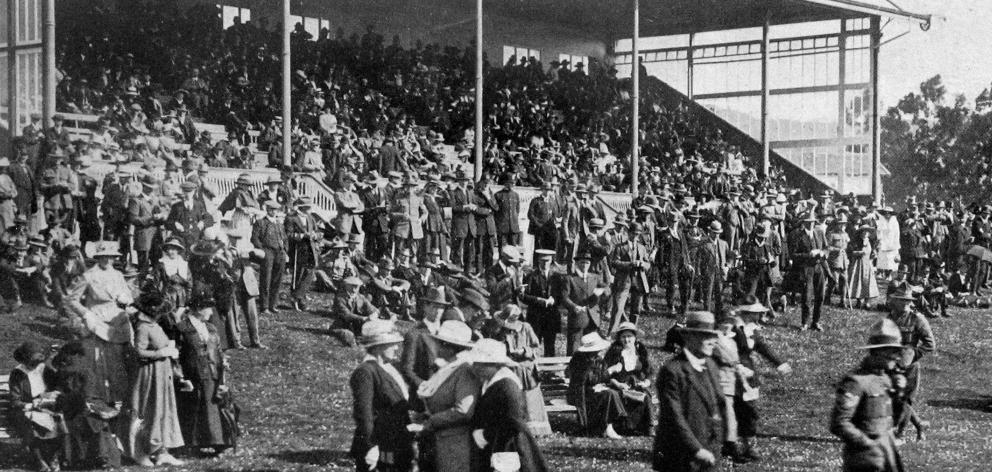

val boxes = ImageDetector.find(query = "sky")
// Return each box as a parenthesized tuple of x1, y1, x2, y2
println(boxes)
(875, 0, 992, 107)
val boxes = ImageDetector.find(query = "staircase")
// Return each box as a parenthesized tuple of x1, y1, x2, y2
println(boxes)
(642, 76, 830, 195)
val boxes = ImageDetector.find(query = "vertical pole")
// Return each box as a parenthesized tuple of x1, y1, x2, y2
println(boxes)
(474, 0, 483, 180)
(630, 0, 639, 196)
(281, 0, 292, 167)
(760, 13, 771, 179)
(8, 0, 18, 147)
(687, 32, 694, 99)
(836, 20, 847, 194)
(870, 16, 881, 203)
(42, 0, 54, 125)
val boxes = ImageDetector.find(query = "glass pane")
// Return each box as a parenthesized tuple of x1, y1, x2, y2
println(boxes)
(0, 0, 7, 47)
(242, 8, 251, 23)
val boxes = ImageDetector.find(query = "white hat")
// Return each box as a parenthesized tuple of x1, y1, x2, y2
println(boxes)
(576, 332, 612, 352)
(91, 241, 121, 258)
(467, 339, 518, 366)
(500, 245, 522, 263)
(431, 320, 475, 348)
(0, 157, 11, 166)
(360, 320, 403, 348)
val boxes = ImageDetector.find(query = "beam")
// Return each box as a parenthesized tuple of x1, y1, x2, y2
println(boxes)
(686, 32, 694, 99)
(870, 15, 881, 203)
(760, 13, 770, 178)
(474, 0, 483, 180)
(282, 0, 292, 168)
(798, 0, 931, 26)
(42, 0, 54, 126)
(630, 0, 639, 196)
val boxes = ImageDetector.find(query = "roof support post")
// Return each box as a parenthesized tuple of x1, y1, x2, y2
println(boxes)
(42, 0, 54, 128)
(760, 12, 771, 179)
(282, 0, 292, 167)
(870, 15, 881, 203)
(474, 0, 483, 180)
(630, 0, 639, 196)
(687, 32, 694, 99)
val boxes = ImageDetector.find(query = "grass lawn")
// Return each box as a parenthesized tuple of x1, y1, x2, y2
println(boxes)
(3, 291, 992, 471)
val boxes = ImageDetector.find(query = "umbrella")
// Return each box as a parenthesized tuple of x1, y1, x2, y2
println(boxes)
(967, 245, 992, 263)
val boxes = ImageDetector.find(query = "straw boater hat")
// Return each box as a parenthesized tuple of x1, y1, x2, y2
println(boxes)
(576, 332, 612, 352)
(467, 339, 518, 366)
(534, 249, 556, 259)
(163, 237, 185, 252)
(615, 321, 641, 337)
(264, 200, 281, 210)
(680, 311, 722, 336)
(236, 173, 252, 186)
(360, 319, 404, 348)
(343, 276, 363, 287)
(859, 318, 904, 349)
(92, 241, 120, 258)
(431, 320, 475, 348)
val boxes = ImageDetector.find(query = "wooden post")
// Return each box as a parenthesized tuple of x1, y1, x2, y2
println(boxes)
(474, 0, 483, 180)
(870, 16, 882, 203)
(630, 0, 639, 196)
(760, 13, 771, 179)
(281, 0, 292, 167)
(42, 0, 54, 126)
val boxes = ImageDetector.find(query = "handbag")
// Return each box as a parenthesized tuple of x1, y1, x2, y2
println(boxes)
(491, 451, 521, 472)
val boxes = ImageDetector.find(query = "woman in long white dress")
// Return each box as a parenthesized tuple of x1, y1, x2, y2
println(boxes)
(875, 207, 900, 280)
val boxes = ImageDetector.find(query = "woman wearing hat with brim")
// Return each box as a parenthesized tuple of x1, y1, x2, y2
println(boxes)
(348, 319, 415, 472)
(156, 237, 191, 319)
(566, 332, 629, 439)
(602, 322, 655, 436)
(468, 339, 550, 472)
(123, 291, 186, 466)
(494, 304, 552, 436)
(413, 320, 481, 472)
(830, 318, 905, 472)
(848, 223, 881, 309)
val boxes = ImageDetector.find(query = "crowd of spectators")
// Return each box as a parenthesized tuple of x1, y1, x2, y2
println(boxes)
(54, 0, 789, 194)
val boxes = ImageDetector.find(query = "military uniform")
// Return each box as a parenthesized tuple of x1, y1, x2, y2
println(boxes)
(829, 360, 904, 472)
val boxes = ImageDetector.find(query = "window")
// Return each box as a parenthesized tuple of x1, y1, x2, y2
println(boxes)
(218, 5, 250, 29)
(502, 46, 540, 66)
(558, 53, 588, 71)
(291, 14, 331, 38)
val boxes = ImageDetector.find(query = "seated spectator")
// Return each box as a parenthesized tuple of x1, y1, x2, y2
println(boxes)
(602, 322, 654, 436)
(566, 332, 629, 438)
(8, 341, 62, 472)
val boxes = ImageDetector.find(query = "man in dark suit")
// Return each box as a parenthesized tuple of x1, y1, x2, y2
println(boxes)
(421, 178, 448, 262)
(8, 153, 35, 218)
(484, 245, 522, 309)
(494, 173, 521, 248)
(251, 201, 288, 315)
(473, 175, 499, 272)
(375, 137, 401, 175)
(699, 221, 730, 315)
(788, 214, 829, 331)
(562, 251, 611, 354)
(527, 181, 557, 262)
(660, 210, 694, 317)
(521, 249, 559, 356)
(609, 222, 651, 334)
(284, 197, 322, 311)
(450, 172, 477, 273)
(360, 173, 391, 261)
(653, 311, 724, 472)
(167, 181, 214, 248)
(400, 287, 447, 394)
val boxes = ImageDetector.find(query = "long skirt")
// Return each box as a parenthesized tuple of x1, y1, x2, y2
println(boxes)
(877, 249, 898, 271)
(177, 376, 232, 448)
(83, 338, 131, 403)
(618, 389, 654, 436)
(582, 389, 628, 435)
(523, 387, 552, 436)
(847, 255, 880, 300)
(123, 358, 184, 459)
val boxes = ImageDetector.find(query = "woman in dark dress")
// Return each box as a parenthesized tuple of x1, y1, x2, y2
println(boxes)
(176, 294, 238, 455)
(349, 319, 414, 472)
(566, 332, 628, 438)
(468, 339, 549, 472)
(603, 322, 655, 435)
(7, 341, 61, 472)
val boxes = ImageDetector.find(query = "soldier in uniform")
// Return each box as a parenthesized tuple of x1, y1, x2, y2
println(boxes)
(390, 175, 427, 256)
(830, 318, 905, 472)
(886, 286, 935, 442)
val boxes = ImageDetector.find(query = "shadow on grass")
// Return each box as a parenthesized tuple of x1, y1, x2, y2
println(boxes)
(928, 396, 992, 413)
(285, 325, 331, 337)
(267, 448, 352, 466)
(758, 433, 839, 444)
(544, 443, 652, 462)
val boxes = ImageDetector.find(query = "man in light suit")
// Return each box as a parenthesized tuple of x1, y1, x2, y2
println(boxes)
(128, 177, 166, 272)
(168, 181, 214, 248)
(788, 213, 829, 331)
(699, 221, 730, 315)
(333, 172, 364, 237)
(449, 171, 477, 273)
(284, 196, 322, 311)
(609, 222, 651, 334)
(493, 173, 521, 248)
(653, 311, 724, 472)
(562, 251, 611, 354)
(390, 176, 427, 257)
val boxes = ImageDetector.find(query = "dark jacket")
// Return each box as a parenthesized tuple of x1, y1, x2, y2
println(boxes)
(830, 359, 904, 472)
(494, 188, 521, 234)
(251, 217, 287, 253)
(348, 360, 414, 465)
(167, 198, 214, 247)
(520, 269, 559, 335)
(527, 195, 556, 236)
(400, 322, 439, 390)
(653, 353, 723, 472)
(732, 326, 784, 389)
(472, 375, 549, 472)
(473, 189, 498, 237)
(450, 186, 477, 238)
(562, 271, 610, 331)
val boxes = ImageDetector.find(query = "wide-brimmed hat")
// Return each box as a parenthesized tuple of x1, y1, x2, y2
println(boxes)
(264, 200, 281, 210)
(360, 319, 404, 348)
(343, 276, 363, 286)
(236, 173, 252, 186)
(708, 220, 723, 233)
(190, 240, 221, 258)
(180, 181, 197, 192)
(163, 238, 185, 252)
(801, 213, 817, 222)
(629, 222, 644, 234)
(613, 214, 629, 227)
(859, 318, 904, 349)
(460, 287, 489, 311)
(680, 311, 721, 336)
(615, 322, 641, 337)
(420, 287, 451, 306)
(576, 332, 612, 352)
(467, 339, 518, 366)
(500, 245, 522, 263)
(589, 218, 605, 228)
(91, 241, 121, 258)
(431, 320, 475, 348)
(134, 291, 174, 319)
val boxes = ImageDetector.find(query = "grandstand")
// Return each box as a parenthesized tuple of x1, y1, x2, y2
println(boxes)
(0, 0, 931, 201)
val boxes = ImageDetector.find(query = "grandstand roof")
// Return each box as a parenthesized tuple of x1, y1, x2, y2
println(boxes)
(475, 0, 931, 38)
